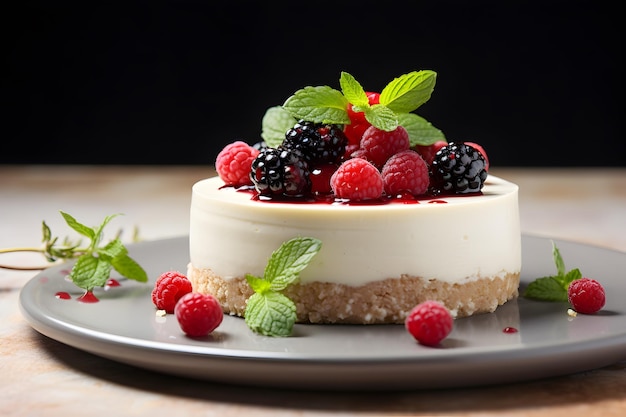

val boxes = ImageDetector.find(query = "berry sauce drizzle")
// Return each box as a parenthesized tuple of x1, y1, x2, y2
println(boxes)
(77, 291, 99, 303)
(232, 186, 482, 205)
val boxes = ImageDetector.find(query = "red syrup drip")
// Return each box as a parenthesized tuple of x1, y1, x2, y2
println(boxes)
(77, 291, 99, 303)
(503, 326, 519, 334)
(234, 186, 478, 206)
(55, 291, 71, 300)
(105, 278, 121, 290)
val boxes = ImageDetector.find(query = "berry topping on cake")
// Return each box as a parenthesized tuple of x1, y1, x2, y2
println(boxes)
(464, 141, 490, 171)
(429, 142, 488, 195)
(405, 300, 454, 346)
(344, 91, 380, 146)
(174, 292, 223, 337)
(214, 70, 497, 202)
(330, 158, 384, 200)
(413, 140, 447, 165)
(250, 147, 311, 197)
(215, 141, 260, 187)
(567, 278, 606, 314)
(358, 125, 411, 169)
(151, 271, 193, 313)
(381, 150, 429, 196)
(282, 120, 348, 166)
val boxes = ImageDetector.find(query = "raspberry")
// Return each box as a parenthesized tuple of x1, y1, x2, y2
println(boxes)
(463, 141, 490, 171)
(359, 125, 410, 168)
(381, 150, 430, 196)
(175, 292, 223, 337)
(567, 278, 606, 314)
(413, 140, 447, 165)
(330, 158, 383, 200)
(405, 300, 453, 347)
(151, 271, 193, 314)
(215, 141, 260, 187)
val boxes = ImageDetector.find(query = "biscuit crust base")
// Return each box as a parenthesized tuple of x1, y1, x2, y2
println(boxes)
(187, 263, 520, 324)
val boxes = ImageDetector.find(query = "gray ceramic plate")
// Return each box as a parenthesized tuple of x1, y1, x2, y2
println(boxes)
(19, 235, 626, 391)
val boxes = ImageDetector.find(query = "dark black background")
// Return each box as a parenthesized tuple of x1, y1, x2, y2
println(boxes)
(3, 0, 623, 167)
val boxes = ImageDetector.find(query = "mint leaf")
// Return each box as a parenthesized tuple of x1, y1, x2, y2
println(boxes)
(398, 113, 447, 146)
(245, 274, 272, 293)
(339, 71, 369, 108)
(264, 237, 322, 291)
(524, 276, 569, 302)
(552, 241, 566, 277)
(110, 253, 148, 283)
(563, 268, 582, 285)
(523, 241, 582, 302)
(282, 86, 350, 124)
(244, 237, 322, 336)
(244, 292, 297, 337)
(60, 211, 97, 241)
(261, 106, 296, 148)
(57, 211, 148, 291)
(364, 104, 398, 132)
(70, 254, 113, 291)
(379, 70, 437, 113)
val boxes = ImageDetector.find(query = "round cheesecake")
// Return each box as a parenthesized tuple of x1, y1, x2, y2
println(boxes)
(188, 175, 521, 324)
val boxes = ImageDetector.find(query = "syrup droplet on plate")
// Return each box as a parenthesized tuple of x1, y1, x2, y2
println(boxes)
(77, 291, 99, 303)
(503, 326, 518, 334)
(55, 291, 71, 300)
(105, 278, 121, 290)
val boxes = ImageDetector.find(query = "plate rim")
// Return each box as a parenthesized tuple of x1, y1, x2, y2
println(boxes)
(18, 234, 626, 390)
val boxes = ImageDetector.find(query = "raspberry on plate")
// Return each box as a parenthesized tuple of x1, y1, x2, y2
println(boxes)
(215, 141, 260, 187)
(381, 150, 430, 196)
(405, 300, 453, 346)
(175, 292, 224, 337)
(330, 158, 384, 200)
(567, 277, 606, 314)
(151, 271, 193, 313)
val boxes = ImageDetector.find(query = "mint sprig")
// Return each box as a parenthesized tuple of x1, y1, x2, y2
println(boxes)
(275, 70, 445, 147)
(523, 241, 582, 301)
(244, 237, 322, 337)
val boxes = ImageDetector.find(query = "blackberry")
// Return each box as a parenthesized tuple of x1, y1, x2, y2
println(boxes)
(429, 142, 488, 195)
(249, 147, 311, 197)
(282, 120, 348, 165)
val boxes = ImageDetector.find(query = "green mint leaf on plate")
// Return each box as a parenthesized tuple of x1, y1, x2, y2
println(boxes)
(523, 276, 569, 302)
(71, 254, 113, 291)
(523, 241, 581, 302)
(379, 70, 437, 113)
(261, 106, 296, 148)
(59, 211, 147, 291)
(244, 237, 322, 337)
(282, 86, 350, 125)
(398, 113, 447, 146)
(244, 292, 297, 337)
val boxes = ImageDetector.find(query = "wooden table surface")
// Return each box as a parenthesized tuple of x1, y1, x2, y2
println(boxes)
(1, 165, 625, 417)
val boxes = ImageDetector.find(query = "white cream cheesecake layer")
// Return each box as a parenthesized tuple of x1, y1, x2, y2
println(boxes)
(189, 175, 521, 286)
